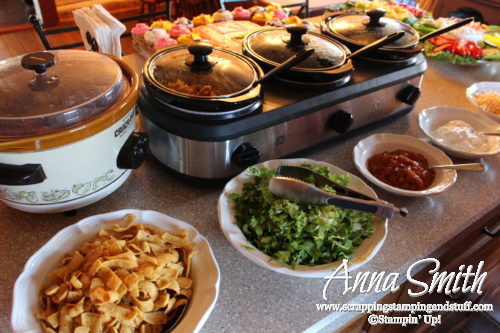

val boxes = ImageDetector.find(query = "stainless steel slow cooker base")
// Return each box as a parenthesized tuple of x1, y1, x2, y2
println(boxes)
(140, 54, 427, 179)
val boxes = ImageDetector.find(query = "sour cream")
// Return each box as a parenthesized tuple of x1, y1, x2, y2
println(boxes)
(432, 120, 499, 152)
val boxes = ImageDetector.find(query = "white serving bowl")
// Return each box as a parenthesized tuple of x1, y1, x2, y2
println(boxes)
(418, 107, 500, 158)
(466, 81, 500, 122)
(353, 133, 457, 197)
(218, 158, 388, 278)
(12, 209, 220, 333)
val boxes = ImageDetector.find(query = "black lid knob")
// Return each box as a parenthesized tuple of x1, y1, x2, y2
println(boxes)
(186, 41, 217, 70)
(366, 8, 387, 27)
(21, 52, 55, 74)
(285, 24, 310, 47)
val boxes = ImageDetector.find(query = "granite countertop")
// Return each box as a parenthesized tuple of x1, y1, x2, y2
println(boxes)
(0, 58, 499, 333)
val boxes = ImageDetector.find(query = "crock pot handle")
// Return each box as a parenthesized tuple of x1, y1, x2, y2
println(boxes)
(0, 163, 46, 186)
(117, 132, 149, 169)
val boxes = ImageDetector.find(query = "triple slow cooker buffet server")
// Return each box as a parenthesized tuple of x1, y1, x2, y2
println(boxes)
(139, 41, 426, 179)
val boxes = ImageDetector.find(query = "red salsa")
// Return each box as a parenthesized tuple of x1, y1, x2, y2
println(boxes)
(367, 150, 435, 191)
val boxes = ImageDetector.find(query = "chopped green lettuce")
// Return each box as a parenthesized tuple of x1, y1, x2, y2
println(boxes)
(230, 166, 374, 269)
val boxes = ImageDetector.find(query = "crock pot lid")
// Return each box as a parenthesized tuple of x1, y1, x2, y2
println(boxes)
(327, 9, 419, 48)
(146, 43, 257, 97)
(0, 50, 126, 137)
(246, 25, 347, 69)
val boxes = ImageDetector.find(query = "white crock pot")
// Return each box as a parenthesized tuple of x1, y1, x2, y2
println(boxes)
(0, 50, 148, 213)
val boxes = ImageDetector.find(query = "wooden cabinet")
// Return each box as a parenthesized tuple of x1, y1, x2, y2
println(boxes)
(338, 207, 500, 333)
(432, 0, 500, 25)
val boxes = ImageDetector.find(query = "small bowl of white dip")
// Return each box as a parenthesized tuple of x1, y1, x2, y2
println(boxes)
(418, 107, 500, 159)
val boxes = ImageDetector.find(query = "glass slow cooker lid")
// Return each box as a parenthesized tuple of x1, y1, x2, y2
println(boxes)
(145, 42, 258, 98)
(0, 50, 126, 137)
(245, 25, 347, 69)
(327, 8, 418, 49)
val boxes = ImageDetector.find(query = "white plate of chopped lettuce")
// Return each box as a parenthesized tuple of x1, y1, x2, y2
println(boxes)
(218, 158, 388, 278)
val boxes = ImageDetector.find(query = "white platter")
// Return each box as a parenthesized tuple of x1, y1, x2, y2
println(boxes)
(353, 133, 457, 197)
(218, 158, 388, 278)
(11, 209, 220, 333)
(418, 106, 500, 158)
(465, 81, 500, 123)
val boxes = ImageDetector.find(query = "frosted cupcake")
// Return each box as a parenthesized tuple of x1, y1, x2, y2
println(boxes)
(252, 12, 273, 25)
(173, 17, 194, 29)
(248, 6, 266, 16)
(192, 14, 214, 27)
(131, 23, 150, 51)
(154, 36, 178, 49)
(151, 19, 173, 31)
(273, 8, 288, 20)
(168, 24, 191, 39)
(231, 6, 251, 20)
(285, 15, 302, 25)
(213, 9, 233, 22)
(177, 32, 202, 46)
(266, 4, 282, 12)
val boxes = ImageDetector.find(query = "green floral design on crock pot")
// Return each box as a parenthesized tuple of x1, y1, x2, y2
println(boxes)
(0, 188, 38, 203)
(0, 169, 118, 204)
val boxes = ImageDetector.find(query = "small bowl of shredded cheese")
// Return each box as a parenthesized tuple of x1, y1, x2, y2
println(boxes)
(466, 81, 500, 122)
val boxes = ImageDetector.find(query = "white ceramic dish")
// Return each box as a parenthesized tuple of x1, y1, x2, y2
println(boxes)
(218, 158, 388, 278)
(418, 106, 500, 158)
(11, 209, 220, 333)
(465, 81, 500, 122)
(353, 133, 457, 197)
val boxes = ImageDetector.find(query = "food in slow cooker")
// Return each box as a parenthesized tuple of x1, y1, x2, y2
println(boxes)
(166, 79, 219, 96)
(474, 91, 500, 115)
(367, 149, 435, 191)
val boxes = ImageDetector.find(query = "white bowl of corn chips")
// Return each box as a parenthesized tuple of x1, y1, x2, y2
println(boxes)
(11, 209, 220, 333)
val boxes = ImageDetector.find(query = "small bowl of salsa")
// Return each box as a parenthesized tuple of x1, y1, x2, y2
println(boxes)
(353, 133, 457, 197)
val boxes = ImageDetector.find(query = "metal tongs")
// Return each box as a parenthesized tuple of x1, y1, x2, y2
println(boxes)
(268, 165, 408, 219)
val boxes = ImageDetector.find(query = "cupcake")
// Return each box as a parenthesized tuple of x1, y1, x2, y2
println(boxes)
(213, 9, 233, 22)
(168, 24, 191, 39)
(131, 23, 150, 53)
(154, 36, 178, 49)
(273, 8, 288, 20)
(252, 12, 272, 25)
(173, 16, 194, 29)
(131, 23, 149, 36)
(248, 6, 266, 16)
(177, 32, 202, 46)
(231, 6, 251, 20)
(266, 3, 282, 12)
(144, 28, 168, 44)
(285, 15, 302, 25)
(151, 19, 173, 31)
(192, 13, 214, 26)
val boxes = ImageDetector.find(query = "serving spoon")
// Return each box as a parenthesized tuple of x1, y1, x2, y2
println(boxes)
(429, 163, 484, 171)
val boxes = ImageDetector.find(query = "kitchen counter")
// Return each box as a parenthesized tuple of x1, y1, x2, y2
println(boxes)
(0, 57, 499, 333)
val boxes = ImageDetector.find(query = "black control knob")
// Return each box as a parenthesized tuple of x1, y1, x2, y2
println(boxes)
(232, 143, 260, 168)
(397, 84, 421, 105)
(328, 110, 354, 133)
(117, 132, 149, 169)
